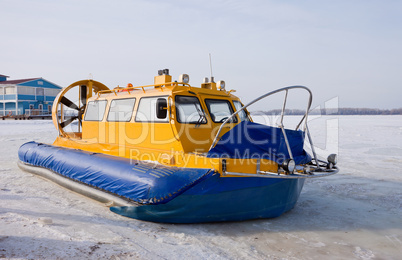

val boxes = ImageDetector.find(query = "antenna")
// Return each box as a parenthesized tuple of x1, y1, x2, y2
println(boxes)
(209, 53, 214, 83)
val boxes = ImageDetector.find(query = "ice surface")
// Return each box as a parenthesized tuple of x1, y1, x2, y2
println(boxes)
(1, 116, 402, 259)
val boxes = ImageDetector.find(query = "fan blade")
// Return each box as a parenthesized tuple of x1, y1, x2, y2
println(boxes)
(80, 85, 87, 106)
(60, 116, 78, 128)
(60, 96, 79, 111)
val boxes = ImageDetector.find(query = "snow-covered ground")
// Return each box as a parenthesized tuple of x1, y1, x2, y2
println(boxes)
(1, 116, 401, 259)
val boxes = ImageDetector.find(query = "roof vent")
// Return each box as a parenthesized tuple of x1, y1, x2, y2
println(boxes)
(155, 69, 172, 86)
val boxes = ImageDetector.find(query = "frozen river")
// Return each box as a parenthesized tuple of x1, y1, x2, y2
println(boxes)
(1, 116, 401, 259)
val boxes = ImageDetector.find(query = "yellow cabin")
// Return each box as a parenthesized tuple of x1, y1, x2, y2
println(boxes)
(51, 69, 270, 174)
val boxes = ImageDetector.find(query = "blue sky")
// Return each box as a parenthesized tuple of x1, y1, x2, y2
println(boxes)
(1, 0, 401, 109)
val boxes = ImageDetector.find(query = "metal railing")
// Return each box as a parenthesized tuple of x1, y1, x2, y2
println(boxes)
(25, 109, 51, 116)
(209, 86, 313, 150)
(96, 82, 192, 97)
(208, 86, 336, 178)
(1, 110, 19, 116)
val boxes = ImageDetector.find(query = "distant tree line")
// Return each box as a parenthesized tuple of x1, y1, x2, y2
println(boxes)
(252, 108, 402, 116)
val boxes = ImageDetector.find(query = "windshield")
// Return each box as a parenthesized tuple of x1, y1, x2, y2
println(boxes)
(205, 99, 237, 123)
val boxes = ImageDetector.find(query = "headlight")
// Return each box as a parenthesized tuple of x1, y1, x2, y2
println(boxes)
(217, 80, 225, 91)
(179, 74, 190, 84)
(282, 159, 295, 173)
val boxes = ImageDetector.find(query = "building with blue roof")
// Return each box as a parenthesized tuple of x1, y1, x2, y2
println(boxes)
(0, 74, 62, 116)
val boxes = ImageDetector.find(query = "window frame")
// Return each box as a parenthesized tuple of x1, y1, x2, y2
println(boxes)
(204, 98, 238, 123)
(106, 97, 137, 122)
(233, 100, 250, 122)
(83, 99, 108, 122)
(134, 95, 169, 123)
(36, 87, 44, 96)
(174, 95, 208, 124)
(5, 86, 16, 94)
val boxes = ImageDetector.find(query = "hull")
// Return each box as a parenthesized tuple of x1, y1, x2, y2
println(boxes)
(111, 175, 305, 223)
(18, 141, 305, 223)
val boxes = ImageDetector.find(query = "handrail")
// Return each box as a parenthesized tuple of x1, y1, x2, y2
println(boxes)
(209, 86, 313, 151)
(207, 85, 334, 178)
(96, 82, 192, 96)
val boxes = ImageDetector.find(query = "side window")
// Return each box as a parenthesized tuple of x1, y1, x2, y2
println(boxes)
(175, 95, 207, 124)
(84, 100, 108, 121)
(135, 96, 169, 122)
(233, 100, 250, 121)
(107, 98, 136, 122)
(205, 99, 237, 123)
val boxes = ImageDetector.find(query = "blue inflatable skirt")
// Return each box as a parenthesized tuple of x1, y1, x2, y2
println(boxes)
(18, 141, 305, 223)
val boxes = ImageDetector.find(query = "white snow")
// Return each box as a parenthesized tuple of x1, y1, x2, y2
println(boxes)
(1, 116, 402, 259)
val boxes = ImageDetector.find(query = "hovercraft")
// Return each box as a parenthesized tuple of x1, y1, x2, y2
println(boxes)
(18, 69, 339, 223)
